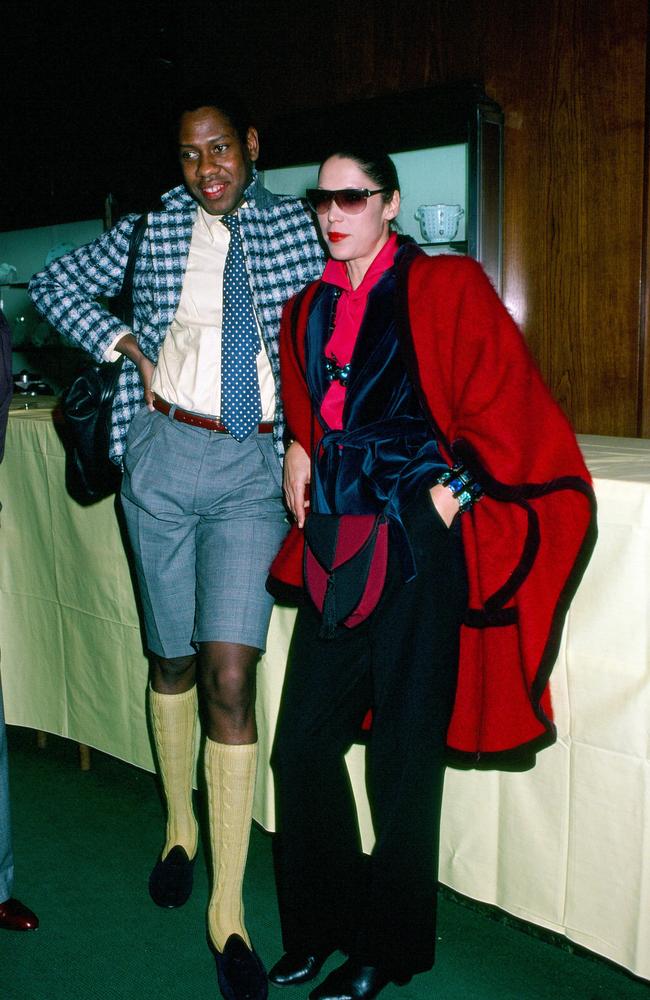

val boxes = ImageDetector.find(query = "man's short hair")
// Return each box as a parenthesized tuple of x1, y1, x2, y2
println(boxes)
(172, 85, 254, 144)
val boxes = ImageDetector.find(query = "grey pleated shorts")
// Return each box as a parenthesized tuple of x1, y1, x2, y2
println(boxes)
(120, 406, 289, 658)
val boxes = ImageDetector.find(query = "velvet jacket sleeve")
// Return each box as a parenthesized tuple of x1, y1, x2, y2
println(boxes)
(400, 254, 597, 756)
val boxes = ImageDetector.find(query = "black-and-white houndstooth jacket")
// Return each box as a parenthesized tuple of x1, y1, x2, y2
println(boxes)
(29, 172, 324, 465)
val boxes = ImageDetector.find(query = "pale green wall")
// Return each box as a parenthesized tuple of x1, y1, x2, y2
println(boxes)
(0, 219, 103, 344)
(261, 143, 467, 246)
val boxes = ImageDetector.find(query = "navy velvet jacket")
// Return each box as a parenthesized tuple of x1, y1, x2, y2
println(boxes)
(304, 248, 448, 534)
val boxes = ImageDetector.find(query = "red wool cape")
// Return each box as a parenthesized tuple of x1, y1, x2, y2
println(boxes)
(269, 253, 597, 758)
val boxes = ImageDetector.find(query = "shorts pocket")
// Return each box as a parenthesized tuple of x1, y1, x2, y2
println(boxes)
(123, 409, 166, 481)
(256, 434, 283, 492)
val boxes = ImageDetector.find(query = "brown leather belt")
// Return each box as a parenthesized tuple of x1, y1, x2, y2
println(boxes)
(153, 396, 273, 434)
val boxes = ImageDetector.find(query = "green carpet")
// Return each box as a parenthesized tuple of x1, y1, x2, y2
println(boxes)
(1, 728, 648, 1000)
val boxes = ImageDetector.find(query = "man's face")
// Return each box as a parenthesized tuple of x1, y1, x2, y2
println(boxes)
(178, 106, 259, 216)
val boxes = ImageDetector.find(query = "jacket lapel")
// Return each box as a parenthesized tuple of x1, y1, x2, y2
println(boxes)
(305, 283, 337, 413)
(148, 191, 196, 328)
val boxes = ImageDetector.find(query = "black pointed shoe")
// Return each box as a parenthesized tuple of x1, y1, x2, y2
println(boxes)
(268, 949, 333, 987)
(148, 845, 196, 908)
(309, 959, 409, 1000)
(212, 934, 268, 1000)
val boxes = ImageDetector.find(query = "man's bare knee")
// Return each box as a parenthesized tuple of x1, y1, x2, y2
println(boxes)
(198, 642, 259, 740)
(150, 652, 197, 693)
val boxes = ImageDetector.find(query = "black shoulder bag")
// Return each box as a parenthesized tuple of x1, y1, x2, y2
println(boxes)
(60, 214, 148, 505)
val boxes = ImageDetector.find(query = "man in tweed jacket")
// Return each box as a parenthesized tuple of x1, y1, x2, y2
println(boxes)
(30, 88, 323, 1000)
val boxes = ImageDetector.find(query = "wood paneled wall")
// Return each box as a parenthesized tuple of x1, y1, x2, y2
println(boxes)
(481, 1, 648, 436)
(185, 0, 647, 436)
(6, 1, 646, 436)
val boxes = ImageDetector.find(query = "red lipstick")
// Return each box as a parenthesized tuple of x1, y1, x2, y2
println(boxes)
(328, 232, 348, 243)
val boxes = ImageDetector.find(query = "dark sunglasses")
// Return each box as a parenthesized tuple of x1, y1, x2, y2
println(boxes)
(305, 187, 392, 215)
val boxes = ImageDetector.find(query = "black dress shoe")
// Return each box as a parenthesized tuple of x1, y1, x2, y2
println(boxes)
(268, 949, 333, 986)
(0, 897, 39, 931)
(212, 934, 268, 1000)
(309, 959, 409, 1000)
(148, 845, 196, 908)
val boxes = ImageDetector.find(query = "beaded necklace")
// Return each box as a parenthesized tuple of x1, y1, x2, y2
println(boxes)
(323, 287, 349, 384)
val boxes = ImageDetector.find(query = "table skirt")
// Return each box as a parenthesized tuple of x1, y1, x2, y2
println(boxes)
(1, 412, 648, 979)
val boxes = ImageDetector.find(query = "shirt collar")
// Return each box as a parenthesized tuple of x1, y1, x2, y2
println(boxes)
(322, 233, 399, 295)
(196, 199, 251, 243)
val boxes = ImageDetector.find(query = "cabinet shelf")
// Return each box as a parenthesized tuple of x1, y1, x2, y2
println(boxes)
(419, 241, 468, 252)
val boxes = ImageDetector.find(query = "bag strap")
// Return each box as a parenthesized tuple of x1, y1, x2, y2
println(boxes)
(111, 213, 148, 327)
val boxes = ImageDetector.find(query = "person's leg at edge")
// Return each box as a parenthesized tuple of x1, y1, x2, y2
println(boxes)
(0, 680, 15, 906)
(0, 675, 39, 930)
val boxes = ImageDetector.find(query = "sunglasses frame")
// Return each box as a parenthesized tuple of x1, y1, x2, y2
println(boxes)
(305, 187, 392, 215)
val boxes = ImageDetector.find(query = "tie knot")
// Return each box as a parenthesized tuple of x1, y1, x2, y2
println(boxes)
(221, 213, 239, 233)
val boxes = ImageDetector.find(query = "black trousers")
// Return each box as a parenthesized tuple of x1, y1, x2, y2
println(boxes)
(271, 490, 468, 977)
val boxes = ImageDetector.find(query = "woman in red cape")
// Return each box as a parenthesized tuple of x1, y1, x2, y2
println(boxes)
(267, 149, 596, 1000)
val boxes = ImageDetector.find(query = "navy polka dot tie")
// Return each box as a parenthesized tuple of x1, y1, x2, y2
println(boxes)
(220, 212, 262, 441)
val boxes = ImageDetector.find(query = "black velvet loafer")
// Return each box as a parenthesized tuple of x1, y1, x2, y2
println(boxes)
(268, 949, 333, 987)
(308, 959, 410, 1000)
(212, 934, 268, 1000)
(148, 845, 196, 908)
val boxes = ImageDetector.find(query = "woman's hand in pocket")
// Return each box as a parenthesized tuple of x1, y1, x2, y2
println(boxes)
(428, 483, 460, 528)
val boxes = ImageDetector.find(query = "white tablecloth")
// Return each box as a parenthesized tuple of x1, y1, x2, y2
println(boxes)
(1, 416, 648, 979)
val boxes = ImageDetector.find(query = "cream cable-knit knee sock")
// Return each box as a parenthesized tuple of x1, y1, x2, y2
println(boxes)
(149, 685, 199, 860)
(205, 738, 257, 951)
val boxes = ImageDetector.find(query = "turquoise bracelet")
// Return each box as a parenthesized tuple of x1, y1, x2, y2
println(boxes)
(437, 464, 483, 513)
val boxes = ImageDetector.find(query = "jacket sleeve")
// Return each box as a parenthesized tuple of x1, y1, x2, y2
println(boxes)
(279, 289, 316, 451)
(28, 214, 140, 363)
(267, 286, 319, 595)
